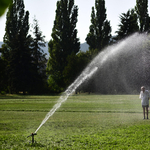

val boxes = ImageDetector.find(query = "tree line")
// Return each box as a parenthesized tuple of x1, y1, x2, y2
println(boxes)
(0, 0, 150, 94)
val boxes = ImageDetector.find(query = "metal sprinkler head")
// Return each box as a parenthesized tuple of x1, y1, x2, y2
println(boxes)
(27, 133, 37, 144)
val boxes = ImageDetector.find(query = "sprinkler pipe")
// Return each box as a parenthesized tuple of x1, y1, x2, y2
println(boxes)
(27, 133, 37, 144)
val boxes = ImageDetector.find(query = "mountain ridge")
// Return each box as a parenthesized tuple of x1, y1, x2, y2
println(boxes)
(0, 41, 89, 56)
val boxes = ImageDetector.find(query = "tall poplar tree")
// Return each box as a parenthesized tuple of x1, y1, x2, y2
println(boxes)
(135, 0, 149, 32)
(2, 0, 32, 94)
(86, 0, 111, 54)
(47, 0, 80, 92)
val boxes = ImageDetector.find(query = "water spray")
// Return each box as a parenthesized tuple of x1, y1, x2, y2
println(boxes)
(31, 66, 98, 134)
(27, 133, 37, 144)
(27, 32, 150, 137)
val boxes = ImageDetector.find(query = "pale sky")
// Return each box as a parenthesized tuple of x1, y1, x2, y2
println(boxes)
(0, 0, 149, 43)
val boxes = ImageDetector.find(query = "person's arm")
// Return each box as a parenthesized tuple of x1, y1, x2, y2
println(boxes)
(139, 91, 142, 99)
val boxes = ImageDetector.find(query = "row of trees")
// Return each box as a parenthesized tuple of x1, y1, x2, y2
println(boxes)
(0, 0, 47, 94)
(47, 0, 150, 93)
(0, 0, 150, 94)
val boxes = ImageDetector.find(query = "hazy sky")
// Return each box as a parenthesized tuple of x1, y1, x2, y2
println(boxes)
(0, 0, 149, 43)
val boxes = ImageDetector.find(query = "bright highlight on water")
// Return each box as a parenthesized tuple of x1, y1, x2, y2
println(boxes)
(34, 33, 150, 133)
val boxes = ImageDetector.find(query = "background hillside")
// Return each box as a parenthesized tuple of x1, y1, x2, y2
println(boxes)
(0, 42, 89, 58)
(0, 42, 3, 48)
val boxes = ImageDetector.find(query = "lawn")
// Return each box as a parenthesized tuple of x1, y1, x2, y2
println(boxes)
(0, 94, 150, 149)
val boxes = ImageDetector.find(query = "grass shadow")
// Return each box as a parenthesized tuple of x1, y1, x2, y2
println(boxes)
(25, 142, 45, 148)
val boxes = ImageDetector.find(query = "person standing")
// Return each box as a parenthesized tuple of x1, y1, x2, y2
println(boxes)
(139, 86, 150, 119)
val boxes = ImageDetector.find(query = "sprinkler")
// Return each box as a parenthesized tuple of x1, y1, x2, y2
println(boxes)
(27, 133, 37, 144)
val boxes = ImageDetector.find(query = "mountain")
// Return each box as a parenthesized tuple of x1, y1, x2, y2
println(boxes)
(39, 42, 89, 55)
(80, 42, 89, 52)
(0, 42, 3, 48)
(0, 42, 89, 57)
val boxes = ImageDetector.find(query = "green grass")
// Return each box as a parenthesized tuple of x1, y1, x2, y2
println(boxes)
(0, 94, 150, 149)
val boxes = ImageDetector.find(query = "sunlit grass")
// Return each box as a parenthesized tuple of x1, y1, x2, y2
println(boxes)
(0, 94, 149, 149)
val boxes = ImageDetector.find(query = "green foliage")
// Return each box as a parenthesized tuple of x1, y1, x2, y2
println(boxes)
(135, 0, 149, 32)
(30, 17, 48, 94)
(86, 0, 111, 54)
(1, 95, 150, 149)
(0, 0, 12, 16)
(47, 0, 80, 91)
(31, 17, 47, 72)
(0, 49, 7, 92)
(2, 0, 33, 94)
(63, 52, 90, 86)
(1, 1, 48, 94)
(115, 9, 139, 40)
(47, 75, 63, 93)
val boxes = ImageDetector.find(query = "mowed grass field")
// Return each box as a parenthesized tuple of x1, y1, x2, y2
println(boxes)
(1, 94, 150, 149)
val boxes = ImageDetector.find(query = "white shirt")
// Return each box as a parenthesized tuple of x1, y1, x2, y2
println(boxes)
(139, 90, 150, 106)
